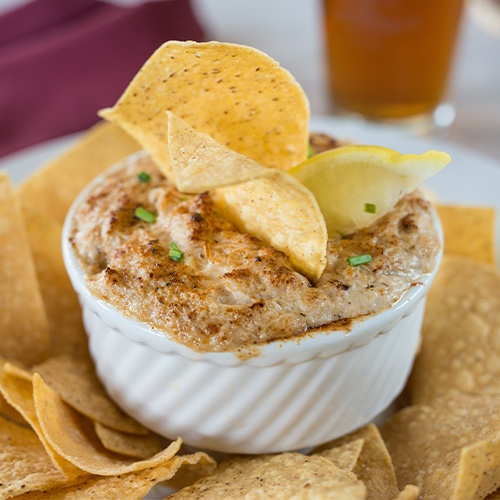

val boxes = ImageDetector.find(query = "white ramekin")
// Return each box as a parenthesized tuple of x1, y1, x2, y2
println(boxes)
(62, 154, 442, 455)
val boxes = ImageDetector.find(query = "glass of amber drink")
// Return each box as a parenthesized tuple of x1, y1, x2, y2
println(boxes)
(322, 0, 464, 132)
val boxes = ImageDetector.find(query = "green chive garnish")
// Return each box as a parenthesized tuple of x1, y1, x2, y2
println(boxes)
(346, 254, 372, 266)
(137, 171, 151, 182)
(307, 144, 316, 158)
(134, 206, 156, 223)
(169, 241, 184, 262)
(364, 203, 376, 214)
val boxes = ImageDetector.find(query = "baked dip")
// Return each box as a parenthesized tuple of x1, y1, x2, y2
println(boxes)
(68, 41, 447, 357)
(69, 151, 440, 355)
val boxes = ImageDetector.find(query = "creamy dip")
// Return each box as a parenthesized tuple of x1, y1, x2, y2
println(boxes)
(70, 154, 440, 354)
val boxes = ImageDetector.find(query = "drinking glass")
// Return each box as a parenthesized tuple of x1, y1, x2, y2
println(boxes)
(323, 0, 464, 133)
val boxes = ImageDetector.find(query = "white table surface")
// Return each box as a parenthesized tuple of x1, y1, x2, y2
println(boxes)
(191, 0, 500, 162)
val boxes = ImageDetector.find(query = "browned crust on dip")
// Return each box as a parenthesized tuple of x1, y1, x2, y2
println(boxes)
(70, 155, 439, 355)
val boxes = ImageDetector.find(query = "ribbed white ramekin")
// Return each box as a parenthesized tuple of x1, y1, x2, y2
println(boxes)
(62, 154, 442, 454)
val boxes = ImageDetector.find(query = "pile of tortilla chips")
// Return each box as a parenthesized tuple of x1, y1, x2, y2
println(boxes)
(1, 40, 500, 498)
(1, 168, 218, 499)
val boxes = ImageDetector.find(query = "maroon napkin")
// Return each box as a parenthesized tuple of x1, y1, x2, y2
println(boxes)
(0, 0, 205, 158)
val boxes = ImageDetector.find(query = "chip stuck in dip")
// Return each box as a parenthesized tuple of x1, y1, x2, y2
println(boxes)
(66, 40, 447, 356)
(61, 40, 448, 453)
(69, 151, 440, 355)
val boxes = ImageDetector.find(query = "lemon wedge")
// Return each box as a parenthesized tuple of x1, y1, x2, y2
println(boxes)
(289, 145, 450, 236)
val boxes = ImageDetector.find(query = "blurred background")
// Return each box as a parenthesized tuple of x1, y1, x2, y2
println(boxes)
(0, 0, 499, 159)
(192, 0, 500, 159)
(0, 0, 205, 158)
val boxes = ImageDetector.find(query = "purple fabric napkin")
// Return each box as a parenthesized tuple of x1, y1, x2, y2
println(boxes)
(0, 0, 205, 158)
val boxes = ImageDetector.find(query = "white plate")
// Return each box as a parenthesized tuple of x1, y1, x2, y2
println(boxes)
(0, 132, 82, 184)
(2, 116, 498, 263)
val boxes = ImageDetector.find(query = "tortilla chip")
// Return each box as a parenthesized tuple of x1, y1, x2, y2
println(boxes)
(33, 355, 148, 435)
(213, 171, 327, 283)
(160, 450, 219, 492)
(407, 255, 500, 405)
(9, 453, 215, 500)
(455, 439, 500, 499)
(381, 394, 500, 499)
(169, 452, 366, 499)
(0, 385, 26, 427)
(0, 173, 50, 366)
(167, 112, 269, 193)
(0, 414, 74, 498)
(32, 373, 182, 475)
(0, 393, 23, 425)
(437, 204, 496, 264)
(313, 439, 364, 472)
(2, 360, 34, 433)
(3, 361, 32, 381)
(17, 121, 141, 225)
(94, 422, 168, 459)
(167, 111, 327, 282)
(313, 424, 401, 500)
(0, 357, 28, 427)
(99, 41, 309, 175)
(0, 363, 82, 478)
(21, 208, 88, 359)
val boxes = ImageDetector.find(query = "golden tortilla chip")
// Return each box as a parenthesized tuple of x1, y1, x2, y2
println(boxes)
(313, 439, 364, 472)
(99, 41, 309, 175)
(167, 111, 269, 193)
(313, 424, 401, 500)
(32, 373, 182, 475)
(381, 394, 500, 499)
(0, 357, 27, 426)
(213, 171, 327, 283)
(0, 363, 82, 478)
(33, 355, 148, 435)
(160, 450, 219, 492)
(17, 121, 141, 225)
(9, 452, 215, 500)
(94, 421, 168, 459)
(21, 208, 88, 359)
(3, 360, 32, 381)
(455, 439, 500, 500)
(437, 204, 496, 264)
(0, 414, 73, 498)
(0, 386, 26, 427)
(408, 255, 500, 405)
(0, 173, 50, 366)
(170, 452, 366, 499)
(0, 393, 23, 425)
(166, 111, 327, 282)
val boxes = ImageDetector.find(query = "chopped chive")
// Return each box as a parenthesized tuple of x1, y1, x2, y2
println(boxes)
(169, 241, 184, 262)
(346, 254, 372, 267)
(364, 203, 376, 214)
(137, 171, 151, 182)
(134, 206, 156, 223)
(307, 144, 316, 158)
